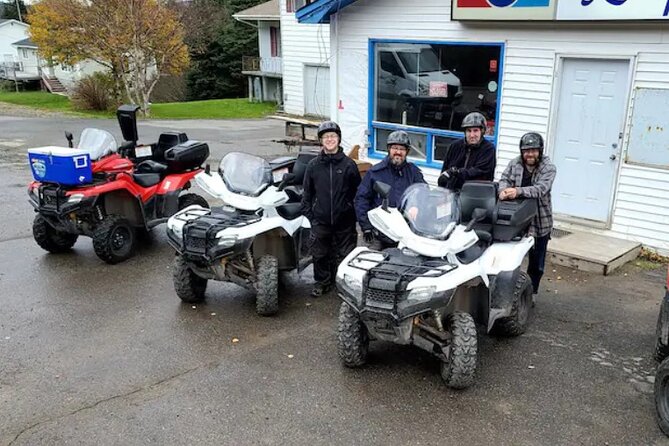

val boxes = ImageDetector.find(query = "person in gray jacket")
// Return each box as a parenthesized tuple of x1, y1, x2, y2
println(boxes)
(498, 132, 557, 295)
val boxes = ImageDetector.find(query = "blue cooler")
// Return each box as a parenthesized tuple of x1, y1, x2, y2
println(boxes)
(28, 146, 93, 185)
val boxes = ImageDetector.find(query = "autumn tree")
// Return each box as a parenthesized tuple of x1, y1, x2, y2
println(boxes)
(29, 0, 189, 115)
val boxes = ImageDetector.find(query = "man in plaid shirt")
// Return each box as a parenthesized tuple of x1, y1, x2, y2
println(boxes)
(498, 132, 557, 295)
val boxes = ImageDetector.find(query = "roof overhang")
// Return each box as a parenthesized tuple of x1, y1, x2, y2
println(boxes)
(295, 0, 359, 24)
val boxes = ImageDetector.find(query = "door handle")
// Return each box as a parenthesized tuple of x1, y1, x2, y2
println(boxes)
(610, 154, 617, 161)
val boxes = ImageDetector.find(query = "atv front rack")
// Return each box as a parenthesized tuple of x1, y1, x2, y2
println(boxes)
(348, 250, 457, 282)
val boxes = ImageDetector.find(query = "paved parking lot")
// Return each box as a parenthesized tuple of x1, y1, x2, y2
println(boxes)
(0, 114, 667, 445)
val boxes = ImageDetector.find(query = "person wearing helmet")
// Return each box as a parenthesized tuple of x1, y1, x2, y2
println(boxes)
(354, 130, 426, 249)
(498, 132, 557, 298)
(437, 112, 496, 191)
(301, 121, 361, 297)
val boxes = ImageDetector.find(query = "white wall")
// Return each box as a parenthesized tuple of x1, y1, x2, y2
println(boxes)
(53, 59, 108, 89)
(330, 0, 669, 252)
(0, 20, 29, 64)
(15, 46, 39, 75)
(258, 21, 281, 60)
(280, 0, 330, 116)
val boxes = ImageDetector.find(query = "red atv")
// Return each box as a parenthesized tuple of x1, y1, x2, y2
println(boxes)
(28, 105, 210, 264)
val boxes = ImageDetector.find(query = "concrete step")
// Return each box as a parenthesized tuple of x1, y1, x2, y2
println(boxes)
(547, 230, 641, 275)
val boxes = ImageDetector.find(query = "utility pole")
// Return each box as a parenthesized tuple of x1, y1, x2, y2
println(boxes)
(15, 0, 22, 22)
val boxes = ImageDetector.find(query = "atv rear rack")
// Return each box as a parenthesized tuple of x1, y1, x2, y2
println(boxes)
(348, 250, 457, 282)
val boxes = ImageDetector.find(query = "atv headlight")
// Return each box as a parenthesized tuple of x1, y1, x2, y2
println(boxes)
(407, 286, 436, 302)
(338, 273, 363, 302)
(67, 193, 85, 204)
(218, 234, 238, 248)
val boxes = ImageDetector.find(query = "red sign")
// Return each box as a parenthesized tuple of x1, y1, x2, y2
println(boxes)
(429, 81, 448, 98)
(490, 59, 498, 73)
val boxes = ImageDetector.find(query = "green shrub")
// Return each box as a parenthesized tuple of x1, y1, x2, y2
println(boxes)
(71, 72, 117, 111)
(0, 80, 16, 92)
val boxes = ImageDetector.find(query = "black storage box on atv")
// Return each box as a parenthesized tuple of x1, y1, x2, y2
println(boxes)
(493, 199, 538, 242)
(164, 141, 210, 172)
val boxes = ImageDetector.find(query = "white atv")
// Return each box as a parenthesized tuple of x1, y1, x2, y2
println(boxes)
(166, 151, 316, 316)
(335, 181, 538, 389)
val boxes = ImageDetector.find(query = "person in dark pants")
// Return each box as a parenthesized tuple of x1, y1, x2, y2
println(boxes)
(498, 132, 557, 297)
(301, 121, 361, 297)
(438, 112, 496, 191)
(354, 130, 426, 250)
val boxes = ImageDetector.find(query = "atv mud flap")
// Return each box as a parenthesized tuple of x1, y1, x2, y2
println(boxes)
(487, 268, 521, 332)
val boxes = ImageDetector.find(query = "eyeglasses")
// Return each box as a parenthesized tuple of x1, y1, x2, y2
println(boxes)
(321, 134, 339, 140)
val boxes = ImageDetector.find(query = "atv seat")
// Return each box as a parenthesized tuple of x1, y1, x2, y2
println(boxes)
(136, 160, 168, 174)
(459, 181, 497, 237)
(133, 173, 162, 187)
(284, 151, 316, 203)
(276, 203, 302, 220)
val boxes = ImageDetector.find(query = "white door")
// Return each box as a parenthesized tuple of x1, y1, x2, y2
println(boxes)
(552, 58, 630, 223)
(304, 65, 329, 118)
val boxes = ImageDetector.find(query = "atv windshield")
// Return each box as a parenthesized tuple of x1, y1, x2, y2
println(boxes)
(400, 183, 459, 240)
(219, 152, 273, 196)
(78, 128, 118, 161)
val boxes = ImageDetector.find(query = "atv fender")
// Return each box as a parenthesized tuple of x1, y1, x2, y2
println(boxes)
(487, 268, 523, 333)
(480, 236, 534, 276)
(659, 292, 669, 347)
(156, 172, 197, 194)
(103, 190, 144, 227)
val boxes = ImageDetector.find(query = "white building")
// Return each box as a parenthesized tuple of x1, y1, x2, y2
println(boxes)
(0, 19, 107, 92)
(297, 0, 669, 254)
(235, 0, 331, 117)
(234, 0, 284, 104)
(0, 19, 39, 81)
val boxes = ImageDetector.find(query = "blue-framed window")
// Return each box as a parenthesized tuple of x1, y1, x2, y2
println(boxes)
(367, 39, 505, 169)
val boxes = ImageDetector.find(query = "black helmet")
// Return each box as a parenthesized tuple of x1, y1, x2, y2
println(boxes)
(519, 132, 544, 162)
(519, 132, 543, 151)
(317, 121, 341, 139)
(387, 130, 411, 150)
(461, 112, 487, 131)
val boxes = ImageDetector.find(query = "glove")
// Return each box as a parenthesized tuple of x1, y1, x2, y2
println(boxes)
(447, 167, 461, 177)
(363, 230, 375, 244)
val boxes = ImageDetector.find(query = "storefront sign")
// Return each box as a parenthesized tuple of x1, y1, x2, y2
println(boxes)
(452, 0, 668, 20)
(556, 0, 669, 20)
(452, 0, 557, 20)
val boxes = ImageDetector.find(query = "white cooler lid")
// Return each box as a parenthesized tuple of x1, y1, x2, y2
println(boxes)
(28, 146, 90, 157)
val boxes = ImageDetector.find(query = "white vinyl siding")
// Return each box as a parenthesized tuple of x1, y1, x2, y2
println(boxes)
(330, 0, 669, 253)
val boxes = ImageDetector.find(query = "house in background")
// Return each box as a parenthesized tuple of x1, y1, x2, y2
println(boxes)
(0, 19, 40, 83)
(0, 18, 105, 93)
(234, 0, 331, 118)
(234, 0, 283, 105)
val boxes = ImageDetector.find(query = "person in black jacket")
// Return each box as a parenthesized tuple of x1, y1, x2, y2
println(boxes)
(301, 121, 361, 297)
(438, 112, 496, 190)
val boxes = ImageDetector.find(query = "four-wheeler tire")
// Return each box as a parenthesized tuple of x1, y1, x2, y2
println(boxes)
(178, 193, 209, 211)
(92, 215, 136, 264)
(173, 255, 207, 303)
(255, 255, 279, 316)
(655, 357, 669, 436)
(493, 271, 534, 337)
(655, 300, 669, 362)
(32, 214, 78, 253)
(337, 302, 369, 367)
(440, 311, 477, 389)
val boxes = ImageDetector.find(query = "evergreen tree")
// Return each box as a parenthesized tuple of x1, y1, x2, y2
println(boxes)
(187, 0, 262, 99)
(0, 0, 28, 21)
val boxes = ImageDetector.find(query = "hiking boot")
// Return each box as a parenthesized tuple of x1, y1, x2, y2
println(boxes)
(311, 282, 332, 297)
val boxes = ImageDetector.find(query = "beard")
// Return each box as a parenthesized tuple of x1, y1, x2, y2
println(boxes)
(390, 155, 405, 166)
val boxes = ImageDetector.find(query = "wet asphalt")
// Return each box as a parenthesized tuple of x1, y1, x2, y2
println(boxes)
(0, 115, 668, 445)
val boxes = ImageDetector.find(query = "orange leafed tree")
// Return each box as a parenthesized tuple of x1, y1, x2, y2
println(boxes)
(29, 0, 190, 115)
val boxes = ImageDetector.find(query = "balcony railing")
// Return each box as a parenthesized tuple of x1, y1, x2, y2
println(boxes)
(242, 56, 282, 75)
